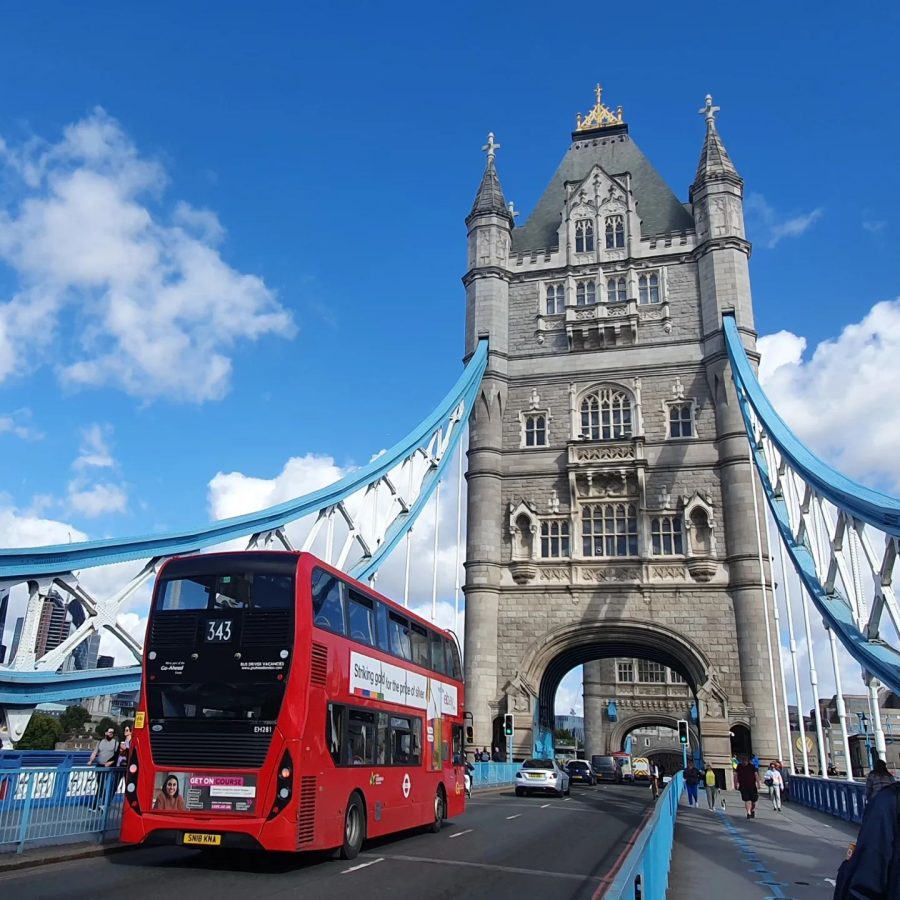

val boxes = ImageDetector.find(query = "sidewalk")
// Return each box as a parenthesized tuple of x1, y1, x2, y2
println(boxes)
(0, 840, 126, 873)
(668, 789, 857, 899)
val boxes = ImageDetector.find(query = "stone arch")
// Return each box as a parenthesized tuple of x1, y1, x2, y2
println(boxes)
(608, 712, 701, 753)
(517, 618, 712, 733)
(574, 381, 637, 441)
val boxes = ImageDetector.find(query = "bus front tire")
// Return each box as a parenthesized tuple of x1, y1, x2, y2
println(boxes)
(339, 794, 366, 860)
(428, 787, 445, 833)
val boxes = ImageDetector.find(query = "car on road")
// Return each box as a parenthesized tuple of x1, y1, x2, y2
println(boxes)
(515, 758, 571, 797)
(591, 755, 623, 783)
(564, 759, 596, 786)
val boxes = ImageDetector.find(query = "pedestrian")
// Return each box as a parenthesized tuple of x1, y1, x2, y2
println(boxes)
(832, 781, 900, 899)
(684, 761, 700, 807)
(751, 753, 760, 770)
(866, 757, 895, 802)
(703, 764, 718, 810)
(480, 747, 490, 763)
(765, 762, 784, 811)
(87, 725, 118, 811)
(492, 745, 503, 762)
(650, 761, 663, 800)
(734, 754, 760, 819)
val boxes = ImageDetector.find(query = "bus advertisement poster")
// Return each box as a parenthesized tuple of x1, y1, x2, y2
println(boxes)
(152, 771, 257, 814)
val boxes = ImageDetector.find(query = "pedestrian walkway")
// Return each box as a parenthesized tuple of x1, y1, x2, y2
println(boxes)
(668, 789, 858, 899)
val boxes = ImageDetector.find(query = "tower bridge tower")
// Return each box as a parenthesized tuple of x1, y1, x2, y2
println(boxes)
(463, 88, 783, 769)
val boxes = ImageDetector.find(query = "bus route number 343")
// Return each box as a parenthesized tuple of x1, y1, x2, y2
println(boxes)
(204, 620, 233, 642)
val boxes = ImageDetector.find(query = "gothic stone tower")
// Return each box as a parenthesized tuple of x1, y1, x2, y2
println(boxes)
(463, 89, 783, 769)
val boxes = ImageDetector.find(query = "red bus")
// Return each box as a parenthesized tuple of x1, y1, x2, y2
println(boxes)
(120, 551, 466, 857)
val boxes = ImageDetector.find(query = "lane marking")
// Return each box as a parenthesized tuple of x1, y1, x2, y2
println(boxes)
(341, 857, 384, 874)
(506, 814, 521, 820)
(541, 803, 550, 808)
(359, 852, 601, 883)
(449, 829, 472, 838)
(824, 878, 836, 886)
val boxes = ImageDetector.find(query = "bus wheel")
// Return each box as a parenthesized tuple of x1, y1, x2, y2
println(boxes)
(339, 794, 366, 860)
(428, 788, 446, 833)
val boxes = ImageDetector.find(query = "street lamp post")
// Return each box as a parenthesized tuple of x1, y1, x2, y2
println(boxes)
(857, 711, 873, 770)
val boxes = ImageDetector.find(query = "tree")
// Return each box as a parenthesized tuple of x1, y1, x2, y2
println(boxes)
(59, 705, 91, 738)
(94, 717, 118, 739)
(16, 714, 63, 750)
(555, 728, 575, 742)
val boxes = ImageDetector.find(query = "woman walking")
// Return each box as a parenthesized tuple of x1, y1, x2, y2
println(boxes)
(703, 764, 718, 810)
(765, 762, 784, 811)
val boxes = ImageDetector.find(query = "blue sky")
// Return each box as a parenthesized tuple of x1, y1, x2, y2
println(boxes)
(2, 2, 900, 714)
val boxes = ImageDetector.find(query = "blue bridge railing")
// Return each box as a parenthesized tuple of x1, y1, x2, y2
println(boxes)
(471, 761, 520, 788)
(787, 774, 867, 824)
(0, 765, 123, 853)
(603, 772, 683, 900)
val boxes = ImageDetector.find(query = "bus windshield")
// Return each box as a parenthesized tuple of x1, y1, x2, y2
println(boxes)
(156, 572, 293, 611)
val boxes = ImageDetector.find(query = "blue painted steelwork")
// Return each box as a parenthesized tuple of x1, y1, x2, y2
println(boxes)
(723, 315, 900, 695)
(0, 765, 123, 853)
(0, 667, 141, 704)
(0, 340, 488, 581)
(470, 762, 521, 789)
(724, 317, 900, 536)
(787, 773, 867, 824)
(604, 771, 683, 900)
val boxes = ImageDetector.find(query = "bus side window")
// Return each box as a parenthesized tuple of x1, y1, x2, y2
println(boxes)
(327, 703, 345, 766)
(447, 639, 462, 681)
(452, 725, 464, 765)
(377, 712, 388, 765)
(429, 630, 447, 675)
(388, 612, 412, 660)
(312, 570, 345, 635)
(347, 709, 377, 765)
(347, 590, 375, 645)
(409, 623, 429, 668)
(389, 716, 420, 766)
(375, 602, 390, 653)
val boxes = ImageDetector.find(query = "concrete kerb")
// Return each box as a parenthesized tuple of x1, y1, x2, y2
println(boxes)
(0, 841, 128, 873)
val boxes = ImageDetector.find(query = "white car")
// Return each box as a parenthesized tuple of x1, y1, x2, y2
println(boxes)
(515, 758, 571, 797)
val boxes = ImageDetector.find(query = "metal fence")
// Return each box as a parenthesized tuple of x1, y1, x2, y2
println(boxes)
(787, 774, 867, 824)
(470, 761, 520, 789)
(603, 771, 683, 900)
(0, 765, 124, 853)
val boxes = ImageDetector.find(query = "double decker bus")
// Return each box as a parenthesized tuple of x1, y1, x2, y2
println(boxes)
(120, 551, 466, 858)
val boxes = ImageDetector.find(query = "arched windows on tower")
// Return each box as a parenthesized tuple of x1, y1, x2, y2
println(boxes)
(582, 503, 638, 557)
(606, 276, 627, 303)
(605, 215, 625, 249)
(545, 283, 565, 315)
(575, 219, 594, 253)
(579, 387, 633, 441)
(576, 280, 596, 306)
(638, 272, 660, 305)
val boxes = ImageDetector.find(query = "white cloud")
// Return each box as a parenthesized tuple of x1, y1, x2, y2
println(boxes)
(0, 108, 295, 403)
(0, 409, 41, 440)
(66, 423, 127, 516)
(745, 193, 823, 249)
(68, 483, 128, 517)
(863, 220, 886, 235)
(73, 423, 115, 470)
(759, 298, 900, 491)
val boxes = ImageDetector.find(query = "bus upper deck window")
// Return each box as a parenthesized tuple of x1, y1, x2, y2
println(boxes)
(157, 577, 213, 611)
(312, 569, 345, 634)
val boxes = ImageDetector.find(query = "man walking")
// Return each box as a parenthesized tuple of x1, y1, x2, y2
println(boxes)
(87, 725, 118, 811)
(684, 761, 700, 807)
(734, 754, 760, 819)
(703, 764, 718, 810)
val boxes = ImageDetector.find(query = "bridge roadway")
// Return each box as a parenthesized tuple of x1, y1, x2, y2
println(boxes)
(0, 783, 651, 899)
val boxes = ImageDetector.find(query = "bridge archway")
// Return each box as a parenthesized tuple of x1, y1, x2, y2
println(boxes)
(518, 619, 709, 732)
(609, 713, 701, 754)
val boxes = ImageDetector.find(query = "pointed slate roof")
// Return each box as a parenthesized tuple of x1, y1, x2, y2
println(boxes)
(468, 155, 513, 223)
(694, 95, 740, 185)
(511, 125, 694, 253)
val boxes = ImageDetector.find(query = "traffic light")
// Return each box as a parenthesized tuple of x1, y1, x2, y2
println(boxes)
(504, 714, 514, 737)
(677, 719, 689, 744)
(465, 725, 474, 743)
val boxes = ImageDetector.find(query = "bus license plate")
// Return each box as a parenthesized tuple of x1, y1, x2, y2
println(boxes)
(183, 832, 222, 846)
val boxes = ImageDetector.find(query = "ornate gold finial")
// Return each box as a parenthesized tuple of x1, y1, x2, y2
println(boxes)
(575, 84, 625, 131)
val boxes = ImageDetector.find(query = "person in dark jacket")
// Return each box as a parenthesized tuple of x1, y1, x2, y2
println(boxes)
(834, 782, 900, 899)
(683, 762, 701, 807)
